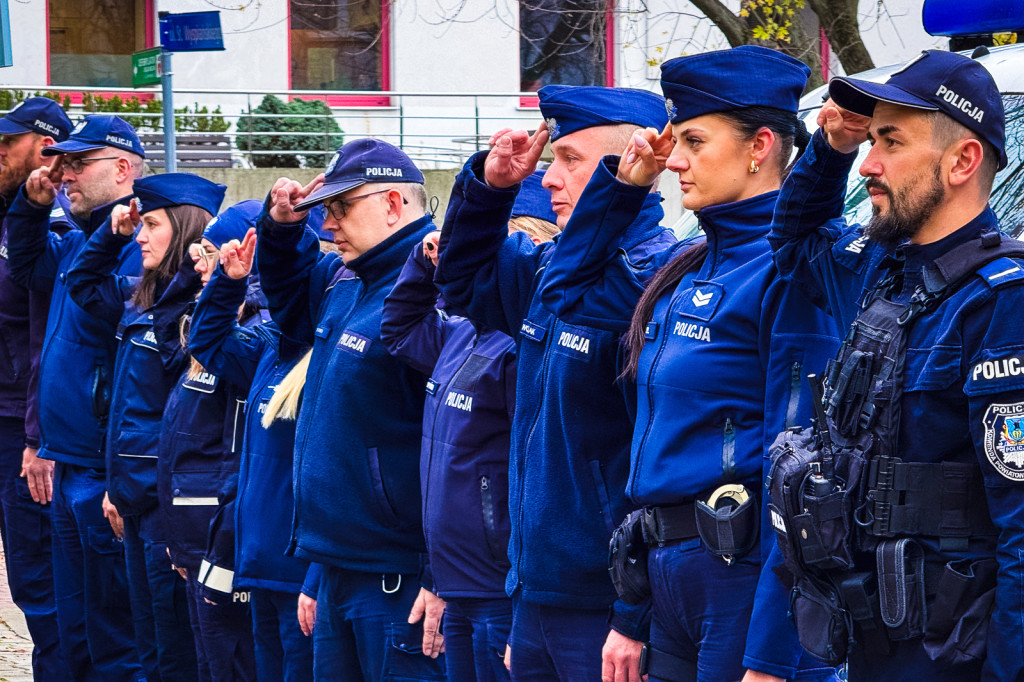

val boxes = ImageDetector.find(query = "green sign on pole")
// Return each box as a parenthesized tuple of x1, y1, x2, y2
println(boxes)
(132, 47, 163, 87)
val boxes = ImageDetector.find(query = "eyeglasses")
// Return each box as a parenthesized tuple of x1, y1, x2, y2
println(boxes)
(321, 189, 408, 221)
(63, 156, 120, 174)
(188, 242, 219, 265)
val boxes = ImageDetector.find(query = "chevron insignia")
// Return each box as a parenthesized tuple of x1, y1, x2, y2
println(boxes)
(692, 289, 713, 307)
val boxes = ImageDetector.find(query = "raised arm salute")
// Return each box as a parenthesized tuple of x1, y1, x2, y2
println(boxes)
(766, 50, 1024, 682)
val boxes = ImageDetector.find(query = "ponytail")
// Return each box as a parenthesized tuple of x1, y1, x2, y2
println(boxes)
(261, 350, 312, 427)
(621, 241, 708, 380)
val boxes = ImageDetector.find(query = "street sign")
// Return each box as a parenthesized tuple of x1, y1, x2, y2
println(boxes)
(159, 11, 225, 52)
(131, 47, 163, 87)
(0, 0, 12, 68)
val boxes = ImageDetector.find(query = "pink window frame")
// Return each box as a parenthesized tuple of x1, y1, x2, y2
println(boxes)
(45, 0, 157, 102)
(519, 0, 615, 108)
(286, 0, 392, 107)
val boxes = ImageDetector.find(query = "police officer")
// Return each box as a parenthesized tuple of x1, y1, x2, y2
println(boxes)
(768, 50, 1023, 680)
(380, 171, 559, 682)
(67, 173, 227, 681)
(433, 87, 672, 680)
(256, 139, 445, 680)
(159, 200, 264, 682)
(534, 47, 840, 682)
(0, 96, 72, 679)
(189, 220, 322, 682)
(7, 114, 144, 680)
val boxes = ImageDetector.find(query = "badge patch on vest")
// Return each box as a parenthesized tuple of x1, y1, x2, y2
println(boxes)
(336, 330, 371, 356)
(519, 320, 546, 343)
(183, 371, 219, 393)
(982, 402, 1024, 481)
(130, 329, 159, 350)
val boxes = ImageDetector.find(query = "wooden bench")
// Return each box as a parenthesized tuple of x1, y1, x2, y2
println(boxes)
(139, 133, 233, 169)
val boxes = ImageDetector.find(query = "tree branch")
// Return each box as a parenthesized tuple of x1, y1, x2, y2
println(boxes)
(688, 0, 749, 47)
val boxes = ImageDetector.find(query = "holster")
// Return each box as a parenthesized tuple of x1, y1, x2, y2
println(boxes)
(694, 493, 758, 563)
(608, 510, 650, 606)
(923, 557, 997, 664)
(876, 538, 926, 641)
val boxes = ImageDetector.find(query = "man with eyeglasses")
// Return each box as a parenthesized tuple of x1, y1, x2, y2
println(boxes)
(0, 96, 73, 679)
(6, 114, 144, 681)
(255, 138, 445, 680)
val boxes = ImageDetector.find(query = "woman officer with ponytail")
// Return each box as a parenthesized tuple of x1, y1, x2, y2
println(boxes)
(538, 46, 840, 681)
(67, 174, 226, 682)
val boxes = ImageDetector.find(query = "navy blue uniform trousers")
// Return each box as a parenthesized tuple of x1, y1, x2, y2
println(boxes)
(122, 513, 196, 682)
(0, 417, 63, 679)
(51, 461, 141, 681)
(250, 588, 312, 682)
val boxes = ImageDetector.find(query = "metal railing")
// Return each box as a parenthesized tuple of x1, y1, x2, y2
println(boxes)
(0, 84, 548, 169)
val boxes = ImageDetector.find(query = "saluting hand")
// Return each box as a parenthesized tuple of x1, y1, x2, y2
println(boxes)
(484, 122, 549, 189)
(269, 174, 325, 224)
(422, 230, 441, 267)
(817, 99, 871, 155)
(617, 124, 674, 187)
(25, 156, 63, 207)
(220, 227, 257, 280)
(110, 199, 140, 237)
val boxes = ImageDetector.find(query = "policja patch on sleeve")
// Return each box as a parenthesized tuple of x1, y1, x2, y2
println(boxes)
(982, 402, 1024, 481)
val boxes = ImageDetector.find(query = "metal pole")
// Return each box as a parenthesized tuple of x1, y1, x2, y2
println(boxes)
(161, 50, 177, 173)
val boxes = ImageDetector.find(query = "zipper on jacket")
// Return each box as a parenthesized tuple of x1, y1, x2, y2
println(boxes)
(479, 475, 499, 557)
(631, 291, 679, 500)
(722, 417, 736, 477)
(517, 325, 553, 591)
(784, 361, 802, 429)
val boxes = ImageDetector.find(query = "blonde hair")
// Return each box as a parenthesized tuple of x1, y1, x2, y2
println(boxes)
(261, 349, 312, 427)
(509, 215, 560, 243)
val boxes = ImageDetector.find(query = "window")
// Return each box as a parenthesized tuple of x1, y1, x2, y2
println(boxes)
(520, 0, 611, 92)
(290, 0, 388, 92)
(49, 0, 151, 87)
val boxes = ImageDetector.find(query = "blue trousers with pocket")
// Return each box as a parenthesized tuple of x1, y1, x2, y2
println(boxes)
(122, 512, 196, 681)
(51, 462, 141, 681)
(185, 577, 256, 682)
(508, 595, 609, 681)
(0, 417, 64, 679)
(250, 587, 313, 682)
(442, 597, 512, 682)
(313, 567, 446, 682)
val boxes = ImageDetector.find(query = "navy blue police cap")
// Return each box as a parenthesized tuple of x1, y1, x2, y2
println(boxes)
(829, 50, 1006, 169)
(42, 115, 146, 158)
(203, 199, 262, 247)
(511, 170, 556, 224)
(660, 45, 810, 124)
(537, 85, 668, 142)
(0, 97, 72, 141)
(133, 173, 226, 216)
(295, 138, 424, 212)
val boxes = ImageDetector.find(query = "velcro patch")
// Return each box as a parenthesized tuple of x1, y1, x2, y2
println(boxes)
(978, 258, 1024, 289)
(982, 402, 1024, 481)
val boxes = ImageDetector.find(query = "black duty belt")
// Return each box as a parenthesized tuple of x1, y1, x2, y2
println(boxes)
(641, 503, 698, 546)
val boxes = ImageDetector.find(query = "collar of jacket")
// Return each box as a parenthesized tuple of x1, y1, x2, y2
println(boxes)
(695, 190, 778, 260)
(82, 195, 133, 236)
(897, 205, 997, 272)
(346, 213, 434, 285)
(617, 192, 666, 252)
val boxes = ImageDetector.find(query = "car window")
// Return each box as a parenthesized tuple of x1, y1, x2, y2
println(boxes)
(671, 93, 1024, 239)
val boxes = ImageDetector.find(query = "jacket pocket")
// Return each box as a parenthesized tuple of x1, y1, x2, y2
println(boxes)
(589, 460, 616, 536)
(477, 464, 511, 567)
(170, 470, 223, 506)
(367, 447, 400, 528)
(91, 356, 111, 421)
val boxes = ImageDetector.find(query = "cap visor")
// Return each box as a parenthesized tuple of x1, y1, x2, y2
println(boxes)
(829, 77, 939, 118)
(41, 140, 106, 156)
(293, 179, 366, 212)
(0, 119, 31, 136)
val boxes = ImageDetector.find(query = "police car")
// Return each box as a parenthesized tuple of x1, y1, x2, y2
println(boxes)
(673, 5, 1024, 238)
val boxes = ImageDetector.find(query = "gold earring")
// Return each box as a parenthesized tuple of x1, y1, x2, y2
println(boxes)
(749, 160, 760, 174)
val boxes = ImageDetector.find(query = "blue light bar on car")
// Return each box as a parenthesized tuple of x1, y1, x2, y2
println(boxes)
(923, 0, 1024, 36)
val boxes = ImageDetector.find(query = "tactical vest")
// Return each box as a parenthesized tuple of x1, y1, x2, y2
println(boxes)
(767, 231, 1024, 665)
